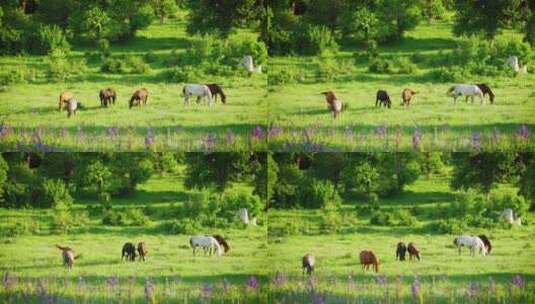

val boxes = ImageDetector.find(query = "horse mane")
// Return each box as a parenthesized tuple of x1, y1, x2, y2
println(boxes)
(212, 234, 230, 253)
(370, 251, 379, 272)
(56, 244, 71, 251)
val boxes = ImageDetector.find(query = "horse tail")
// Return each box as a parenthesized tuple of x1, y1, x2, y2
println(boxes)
(447, 86, 455, 94)
(56, 245, 68, 251)
(189, 237, 194, 248)
(74, 254, 82, 260)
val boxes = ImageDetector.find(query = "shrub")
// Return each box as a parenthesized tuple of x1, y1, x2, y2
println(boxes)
(368, 57, 393, 74)
(267, 218, 309, 237)
(394, 209, 417, 226)
(426, 66, 467, 82)
(0, 67, 35, 87)
(144, 51, 158, 63)
(394, 57, 419, 74)
(162, 66, 198, 83)
(53, 209, 89, 234)
(320, 211, 342, 234)
(315, 60, 337, 82)
(37, 178, 73, 209)
(370, 210, 396, 225)
(488, 189, 530, 218)
(268, 68, 297, 86)
(125, 55, 151, 74)
(297, 25, 338, 56)
(426, 219, 468, 234)
(2, 219, 40, 237)
(46, 49, 87, 82)
(100, 57, 128, 74)
(297, 179, 341, 209)
(161, 219, 201, 234)
(102, 209, 125, 226)
(124, 208, 150, 226)
(219, 189, 263, 220)
(27, 24, 70, 55)
(355, 200, 380, 216)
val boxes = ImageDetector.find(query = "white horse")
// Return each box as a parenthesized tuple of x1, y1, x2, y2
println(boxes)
(182, 84, 213, 106)
(454, 235, 487, 256)
(447, 84, 484, 104)
(189, 235, 221, 256)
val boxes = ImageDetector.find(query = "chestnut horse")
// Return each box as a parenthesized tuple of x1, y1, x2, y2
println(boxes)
(401, 89, 417, 106)
(99, 88, 117, 107)
(137, 242, 148, 261)
(359, 250, 380, 272)
(302, 253, 315, 275)
(56, 245, 81, 269)
(321, 91, 343, 119)
(58, 91, 73, 111)
(408, 242, 420, 261)
(206, 84, 227, 104)
(129, 88, 149, 108)
(476, 84, 495, 104)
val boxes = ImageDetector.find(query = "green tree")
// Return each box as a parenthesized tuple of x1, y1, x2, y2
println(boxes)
(151, 0, 178, 23)
(79, 160, 113, 200)
(450, 152, 516, 196)
(421, 0, 448, 23)
(254, 153, 278, 204)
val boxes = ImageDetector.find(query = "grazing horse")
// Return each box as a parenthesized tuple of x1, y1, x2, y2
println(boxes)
(99, 88, 117, 107)
(396, 242, 407, 261)
(212, 235, 230, 253)
(376, 90, 391, 108)
(122, 242, 137, 261)
(137, 242, 148, 261)
(302, 254, 315, 275)
(407, 242, 420, 261)
(205, 84, 227, 104)
(58, 91, 73, 111)
(401, 89, 417, 106)
(56, 245, 81, 269)
(478, 235, 492, 254)
(189, 235, 221, 257)
(359, 250, 380, 273)
(447, 84, 484, 104)
(129, 88, 149, 108)
(476, 84, 495, 104)
(321, 91, 343, 119)
(183, 84, 213, 106)
(453, 235, 487, 256)
(64, 98, 78, 118)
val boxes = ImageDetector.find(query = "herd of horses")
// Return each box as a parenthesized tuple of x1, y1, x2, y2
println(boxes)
(57, 84, 227, 118)
(322, 83, 495, 118)
(55, 235, 230, 269)
(302, 234, 492, 275)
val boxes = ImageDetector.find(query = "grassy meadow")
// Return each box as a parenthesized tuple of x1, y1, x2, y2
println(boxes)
(0, 16, 267, 152)
(0, 173, 268, 303)
(267, 22, 535, 151)
(267, 174, 535, 303)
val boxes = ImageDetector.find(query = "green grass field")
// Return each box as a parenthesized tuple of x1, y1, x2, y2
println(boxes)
(267, 175, 535, 303)
(267, 22, 535, 151)
(0, 16, 267, 152)
(0, 174, 268, 303)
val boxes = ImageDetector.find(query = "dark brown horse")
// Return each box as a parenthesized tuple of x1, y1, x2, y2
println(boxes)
(122, 242, 136, 261)
(99, 88, 117, 107)
(408, 242, 420, 261)
(137, 242, 148, 261)
(376, 90, 391, 108)
(56, 245, 81, 269)
(476, 84, 495, 104)
(58, 91, 73, 111)
(321, 91, 343, 119)
(401, 89, 417, 106)
(396, 242, 407, 261)
(129, 88, 149, 108)
(206, 84, 226, 104)
(478, 235, 492, 254)
(302, 253, 315, 275)
(359, 250, 380, 272)
(212, 235, 230, 253)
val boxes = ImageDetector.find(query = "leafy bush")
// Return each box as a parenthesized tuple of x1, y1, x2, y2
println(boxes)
(297, 25, 338, 56)
(144, 51, 158, 63)
(100, 57, 128, 74)
(219, 189, 263, 220)
(355, 200, 380, 216)
(267, 217, 309, 237)
(426, 219, 468, 234)
(315, 59, 337, 82)
(297, 179, 341, 209)
(488, 189, 530, 218)
(368, 57, 393, 74)
(426, 66, 467, 82)
(395, 57, 419, 74)
(102, 209, 125, 226)
(394, 209, 417, 226)
(37, 178, 73, 209)
(161, 219, 201, 235)
(369, 209, 417, 226)
(125, 208, 150, 226)
(0, 67, 36, 87)
(125, 55, 151, 74)
(28, 24, 70, 55)
(268, 68, 298, 86)
(53, 209, 89, 234)
(46, 49, 87, 81)
(1, 219, 40, 237)
(370, 210, 396, 225)
(162, 66, 198, 83)
(320, 211, 342, 234)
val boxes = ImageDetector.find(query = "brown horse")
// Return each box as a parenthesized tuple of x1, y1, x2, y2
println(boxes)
(302, 253, 315, 275)
(475, 84, 495, 104)
(212, 235, 230, 253)
(129, 88, 149, 108)
(56, 245, 81, 269)
(58, 91, 73, 111)
(122, 242, 136, 261)
(359, 250, 380, 272)
(321, 91, 343, 119)
(99, 88, 117, 107)
(478, 235, 492, 254)
(137, 242, 148, 261)
(206, 84, 226, 104)
(407, 242, 420, 261)
(401, 89, 417, 106)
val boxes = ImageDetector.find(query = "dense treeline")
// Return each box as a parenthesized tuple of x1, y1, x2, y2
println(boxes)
(267, 152, 535, 211)
(265, 0, 535, 55)
(0, 152, 265, 209)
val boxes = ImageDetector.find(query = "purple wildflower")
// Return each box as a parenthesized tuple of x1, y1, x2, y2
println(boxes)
(268, 125, 283, 139)
(2, 272, 17, 289)
(225, 129, 236, 146)
(411, 277, 421, 300)
(303, 127, 317, 144)
(375, 125, 387, 137)
(511, 274, 525, 289)
(272, 272, 288, 287)
(251, 125, 264, 140)
(0, 122, 14, 138)
(375, 275, 386, 285)
(144, 277, 154, 302)
(200, 282, 213, 298)
(345, 125, 355, 141)
(145, 128, 155, 150)
(59, 128, 68, 138)
(312, 292, 326, 304)
(106, 275, 119, 291)
(412, 128, 423, 150)
(467, 281, 479, 297)
(222, 278, 231, 294)
(471, 132, 481, 151)
(247, 276, 259, 290)
(203, 133, 216, 151)
(107, 127, 119, 138)
(518, 125, 530, 140)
